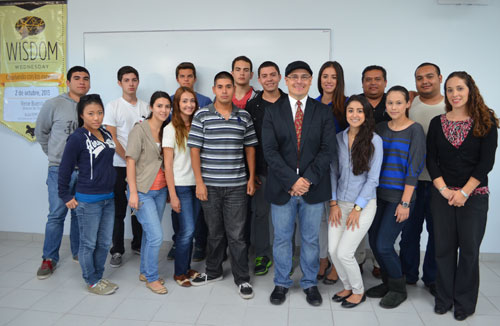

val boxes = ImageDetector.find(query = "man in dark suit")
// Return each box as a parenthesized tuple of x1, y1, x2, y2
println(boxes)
(262, 61, 336, 306)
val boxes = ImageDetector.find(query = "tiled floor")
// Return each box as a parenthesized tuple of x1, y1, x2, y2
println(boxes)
(1, 234, 500, 326)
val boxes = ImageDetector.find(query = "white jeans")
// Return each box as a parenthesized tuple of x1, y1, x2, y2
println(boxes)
(328, 199, 377, 294)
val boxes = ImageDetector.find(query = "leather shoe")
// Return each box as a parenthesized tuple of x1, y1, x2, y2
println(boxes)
(454, 311, 469, 321)
(341, 294, 366, 308)
(270, 286, 288, 305)
(434, 305, 451, 315)
(332, 293, 351, 302)
(303, 286, 323, 306)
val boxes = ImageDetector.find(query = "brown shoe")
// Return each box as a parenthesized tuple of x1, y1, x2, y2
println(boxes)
(186, 269, 200, 279)
(174, 274, 192, 287)
(372, 266, 381, 279)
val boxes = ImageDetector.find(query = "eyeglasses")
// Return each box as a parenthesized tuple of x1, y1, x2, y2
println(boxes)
(287, 74, 311, 81)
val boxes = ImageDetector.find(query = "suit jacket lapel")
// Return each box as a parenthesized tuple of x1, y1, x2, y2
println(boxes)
(299, 97, 314, 153)
(282, 99, 298, 153)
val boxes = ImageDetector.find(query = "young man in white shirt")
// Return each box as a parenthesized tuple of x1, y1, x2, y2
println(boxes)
(104, 66, 150, 267)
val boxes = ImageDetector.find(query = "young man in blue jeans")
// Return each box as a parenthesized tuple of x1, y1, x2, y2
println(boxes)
(35, 66, 91, 279)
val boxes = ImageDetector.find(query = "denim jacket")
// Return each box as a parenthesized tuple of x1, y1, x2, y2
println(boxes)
(330, 128, 383, 208)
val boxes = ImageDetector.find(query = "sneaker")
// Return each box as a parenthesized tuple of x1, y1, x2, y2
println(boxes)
(167, 246, 175, 260)
(238, 282, 254, 299)
(191, 273, 223, 286)
(110, 253, 122, 268)
(255, 256, 272, 276)
(101, 278, 119, 291)
(192, 246, 206, 262)
(37, 259, 56, 279)
(72, 256, 79, 263)
(88, 279, 116, 295)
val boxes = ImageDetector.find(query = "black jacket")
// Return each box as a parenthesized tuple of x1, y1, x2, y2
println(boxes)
(246, 89, 287, 176)
(262, 96, 337, 205)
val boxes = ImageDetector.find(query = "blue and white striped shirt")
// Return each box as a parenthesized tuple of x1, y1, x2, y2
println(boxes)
(187, 103, 258, 187)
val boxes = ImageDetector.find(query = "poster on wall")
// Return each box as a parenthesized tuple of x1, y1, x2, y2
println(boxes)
(0, 1, 67, 142)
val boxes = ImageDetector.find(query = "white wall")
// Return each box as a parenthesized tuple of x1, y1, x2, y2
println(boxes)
(1, 0, 499, 251)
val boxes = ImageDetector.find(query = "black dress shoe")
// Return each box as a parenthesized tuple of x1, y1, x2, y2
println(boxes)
(332, 293, 351, 302)
(270, 286, 288, 305)
(303, 286, 323, 306)
(434, 305, 451, 315)
(426, 283, 437, 297)
(454, 311, 469, 321)
(341, 294, 366, 308)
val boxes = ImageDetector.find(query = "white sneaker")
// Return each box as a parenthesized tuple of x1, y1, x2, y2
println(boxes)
(238, 282, 254, 299)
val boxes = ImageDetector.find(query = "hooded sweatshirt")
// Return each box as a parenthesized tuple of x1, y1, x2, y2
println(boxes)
(35, 93, 79, 166)
(58, 127, 116, 204)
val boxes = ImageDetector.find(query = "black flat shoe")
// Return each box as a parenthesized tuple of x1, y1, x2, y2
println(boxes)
(303, 286, 323, 306)
(317, 260, 331, 280)
(270, 286, 288, 305)
(454, 311, 469, 321)
(341, 294, 366, 308)
(434, 305, 451, 315)
(332, 293, 351, 302)
(323, 277, 338, 285)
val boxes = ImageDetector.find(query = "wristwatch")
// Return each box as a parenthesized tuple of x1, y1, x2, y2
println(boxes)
(400, 201, 410, 209)
(354, 204, 362, 212)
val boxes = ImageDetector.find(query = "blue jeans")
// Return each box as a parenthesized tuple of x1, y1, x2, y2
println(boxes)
(400, 181, 436, 285)
(43, 166, 79, 263)
(271, 197, 323, 289)
(130, 188, 167, 282)
(76, 199, 114, 285)
(174, 186, 201, 276)
(369, 198, 413, 279)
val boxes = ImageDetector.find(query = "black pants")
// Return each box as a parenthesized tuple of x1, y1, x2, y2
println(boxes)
(431, 187, 488, 314)
(201, 185, 250, 285)
(110, 167, 143, 255)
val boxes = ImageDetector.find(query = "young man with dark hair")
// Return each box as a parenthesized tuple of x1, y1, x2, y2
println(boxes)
(262, 61, 336, 306)
(188, 71, 258, 299)
(360, 65, 390, 124)
(399, 62, 445, 296)
(35, 66, 91, 279)
(231, 56, 257, 109)
(104, 65, 150, 267)
(167, 62, 213, 262)
(246, 61, 287, 276)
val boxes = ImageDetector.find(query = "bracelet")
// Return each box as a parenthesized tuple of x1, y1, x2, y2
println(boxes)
(460, 189, 469, 199)
(438, 186, 447, 193)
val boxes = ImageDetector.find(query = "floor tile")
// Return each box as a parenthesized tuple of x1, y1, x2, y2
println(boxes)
(0, 307, 23, 326)
(110, 298, 163, 321)
(102, 318, 148, 326)
(418, 311, 469, 326)
(467, 314, 500, 326)
(375, 312, 424, 326)
(0, 288, 48, 309)
(288, 307, 333, 326)
(243, 306, 288, 326)
(30, 290, 87, 313)
(70, 294, 124, 317)
(332, 310, 379, 326)
(197, 303, 246, 326)
(53, 314, 105, 326)
(152, 300, 204, 324)
(6, 310, 62, 326)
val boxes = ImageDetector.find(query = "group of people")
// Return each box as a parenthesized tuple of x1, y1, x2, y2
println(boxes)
(34, 56, 498, 322)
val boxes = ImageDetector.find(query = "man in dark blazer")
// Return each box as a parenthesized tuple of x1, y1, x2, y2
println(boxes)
(262, 61, 336, 306)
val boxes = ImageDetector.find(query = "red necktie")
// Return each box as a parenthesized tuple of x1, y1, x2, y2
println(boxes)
(294, 100, 303, 153)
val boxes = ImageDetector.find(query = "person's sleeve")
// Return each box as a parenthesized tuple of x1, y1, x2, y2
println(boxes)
(471, 117, 498, 182)
(243, 113, 258, 147)
(405, 123, 426, 186)
(303, 108, 337, 185)
(162, 123, 175, 148)
(125, 125, 142, 161)
(426, 117, 442, 181)
(330, 135, 340, 201)
(355, 134, 383, 208)
(58, 134, 79, 203)
(102, 102, 116, 127)
(262, 106, 299, 191)
(35, 100, 53, 155)
(187, 111, 204, 149)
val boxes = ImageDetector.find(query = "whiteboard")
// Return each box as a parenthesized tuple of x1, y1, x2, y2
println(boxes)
(84, 29, 331, 105)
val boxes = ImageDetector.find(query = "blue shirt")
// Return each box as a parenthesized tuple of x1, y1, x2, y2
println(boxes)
(315, 95, 345, 133)
(196, 92, 213, 108)
(330, 128, 383, 208)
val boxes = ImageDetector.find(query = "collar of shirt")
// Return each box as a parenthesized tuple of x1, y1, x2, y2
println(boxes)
(288, 95, 308, 119)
